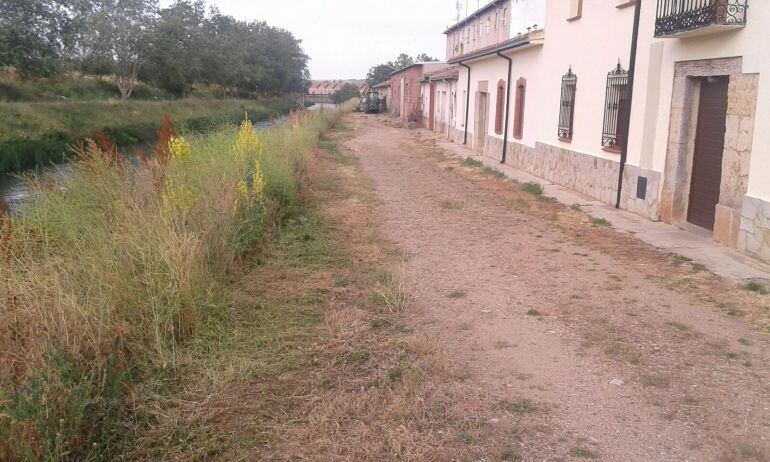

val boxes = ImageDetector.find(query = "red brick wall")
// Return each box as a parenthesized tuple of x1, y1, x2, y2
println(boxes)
(390, 66, 427, 121)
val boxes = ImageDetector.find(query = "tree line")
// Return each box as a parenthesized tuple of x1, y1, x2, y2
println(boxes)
(0, 0, 310, 99)
(365, 53, 439, 85)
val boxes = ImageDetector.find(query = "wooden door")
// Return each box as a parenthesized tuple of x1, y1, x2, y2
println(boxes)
(475, 92, 488, 151)
(428, 84, 436, 130)
(688, 77, 729, 230)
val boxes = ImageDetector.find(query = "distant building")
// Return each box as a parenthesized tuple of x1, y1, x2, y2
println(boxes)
(389, 62, 446, 121)
(307, 79, 367, 97)
(420, 65, 459, 137)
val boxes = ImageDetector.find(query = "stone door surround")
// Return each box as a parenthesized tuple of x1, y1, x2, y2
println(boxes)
(660, 57, 758, 249)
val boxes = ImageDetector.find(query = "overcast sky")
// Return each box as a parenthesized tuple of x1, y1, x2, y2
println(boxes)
(193, 0, 481, 80)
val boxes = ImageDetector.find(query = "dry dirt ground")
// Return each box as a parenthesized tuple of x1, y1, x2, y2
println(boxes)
(338, 112, 769, 462)
(127, 112, 769, 462)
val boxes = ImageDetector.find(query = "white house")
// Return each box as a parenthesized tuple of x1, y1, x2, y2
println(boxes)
(420, 65, 460, 138)
(442, 0, 769, 265)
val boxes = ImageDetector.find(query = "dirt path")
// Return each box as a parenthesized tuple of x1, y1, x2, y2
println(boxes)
(343, 113, 770, 462)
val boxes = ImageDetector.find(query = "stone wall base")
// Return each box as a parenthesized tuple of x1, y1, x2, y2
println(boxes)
(471, 136, 663, 220)
(737, 196, 770, 264)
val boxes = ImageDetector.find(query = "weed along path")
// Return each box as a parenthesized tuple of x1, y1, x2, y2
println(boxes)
(341, 113, 770, 461)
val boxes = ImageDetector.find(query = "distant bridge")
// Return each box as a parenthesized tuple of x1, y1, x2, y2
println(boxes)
(305, 94, 334, 104)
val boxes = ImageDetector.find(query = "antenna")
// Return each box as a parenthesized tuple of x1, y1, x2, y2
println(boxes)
(456, 0, 462, 21)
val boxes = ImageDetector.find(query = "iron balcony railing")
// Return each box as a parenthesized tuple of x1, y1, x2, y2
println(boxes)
(655, 0, 748, 37)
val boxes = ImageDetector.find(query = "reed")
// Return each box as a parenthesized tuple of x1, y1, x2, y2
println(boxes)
(0, 105, 339, 460)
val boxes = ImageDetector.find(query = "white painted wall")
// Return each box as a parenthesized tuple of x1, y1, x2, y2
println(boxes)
(633, 2, 770, 201)
(448, 0, 770, 204)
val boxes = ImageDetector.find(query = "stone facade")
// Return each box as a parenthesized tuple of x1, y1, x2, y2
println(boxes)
(715, 73, 758, 247)
(737, 196, 770, 264)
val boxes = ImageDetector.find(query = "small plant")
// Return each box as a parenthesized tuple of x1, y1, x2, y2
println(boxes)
(526, 309, 542, 317)
(570, 447, 599, 459)
(387, 366, 403, 381)
(590, 217, 612, 227)
(346, 349, 372, 365)
(501, 448, 523, 461)
(745, 281, 768, 294)
(500, 398, 538, 415)
(571, 203, 582, 212)
(481, 165, 506, 179)
(439, 200, 464, 210)
(521, 181, 543, 196)
(447, 290, 467, 299)
(462, 157, 483, 168)
(691, 262, 708, 273)
(371, 317, 390, 328)
(456, 430, 474, 444)
(512, 198, 530, 209)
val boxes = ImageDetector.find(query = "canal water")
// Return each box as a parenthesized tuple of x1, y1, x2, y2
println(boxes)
(0, 104, 336, 211)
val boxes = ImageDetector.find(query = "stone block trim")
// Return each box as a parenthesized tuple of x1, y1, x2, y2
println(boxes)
(737, 196, 770, 264)
(619, 165, 662, 221)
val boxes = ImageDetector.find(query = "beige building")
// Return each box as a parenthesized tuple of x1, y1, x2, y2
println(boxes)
(441, 0, 768, 265)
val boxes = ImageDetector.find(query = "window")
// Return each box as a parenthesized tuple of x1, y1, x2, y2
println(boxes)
(601, 63, 629, 150)
(558, 67, 577, 140)
(460, 90, 467, 127)
(494, 80, 506, 134)
(502, 8, 507, 26)
(495, 12, 499, 30)
(568, 0, 583, 21)
(513, 78, 526, 139)
(487, 17, 492, 34)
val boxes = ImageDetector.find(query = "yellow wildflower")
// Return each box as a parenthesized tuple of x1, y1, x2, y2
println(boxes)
(237, 179, 249, 201)
(162, 177, 197, 215)
(169, 136, 191, 163)
(251, 160, 265, 203)
(234, 118, 262, 160)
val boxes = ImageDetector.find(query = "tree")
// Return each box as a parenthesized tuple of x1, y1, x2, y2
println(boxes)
(81, 0, 157, 100)
(332, 83, 360, 105)
(0, 0, 78, 77)
(416, 53, 439, 63)
(394, 53, 414, 70)
(366, 61, 396, 85)
(141, 0, 205, 95)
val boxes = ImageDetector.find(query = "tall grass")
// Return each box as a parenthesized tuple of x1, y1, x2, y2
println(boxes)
(0, 99, 297, 174)
(0, 106, 340, 460)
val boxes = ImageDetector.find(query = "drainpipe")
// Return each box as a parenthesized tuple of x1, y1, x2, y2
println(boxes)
(615, 0, 642, 209)
(497, 51, 513, 164)
(459, 61, 471, 145)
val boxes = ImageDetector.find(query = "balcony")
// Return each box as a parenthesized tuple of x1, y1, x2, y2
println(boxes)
(655, 0, 748, 38)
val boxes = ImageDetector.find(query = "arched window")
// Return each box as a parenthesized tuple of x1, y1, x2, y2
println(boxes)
(494, 79, 506, 135)
(601, 63, 629, 150)
(513, 77, 527, 139)
(558, 67, 577, 140)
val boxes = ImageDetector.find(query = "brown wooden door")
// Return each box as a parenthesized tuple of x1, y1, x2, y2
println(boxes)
(688, 77, 729, 230)
(428, 83, 436, 130)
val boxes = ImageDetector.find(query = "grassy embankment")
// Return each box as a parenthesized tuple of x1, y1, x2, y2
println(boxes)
(0, 98, 296, 174)
(0, 103, 347, 460)
(0, 76, 172, 102)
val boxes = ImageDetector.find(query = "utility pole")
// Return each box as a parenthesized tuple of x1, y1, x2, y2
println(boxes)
(456, 0, 462, 21)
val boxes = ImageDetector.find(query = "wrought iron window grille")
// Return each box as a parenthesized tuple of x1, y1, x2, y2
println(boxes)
(558, 67, 577, 140)
(601, 63, 629, 150)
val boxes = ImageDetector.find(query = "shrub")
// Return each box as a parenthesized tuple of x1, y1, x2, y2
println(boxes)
(521, 182, 543, 196)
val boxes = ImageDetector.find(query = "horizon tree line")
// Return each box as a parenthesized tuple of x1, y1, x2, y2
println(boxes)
(0, 0, 310, 99)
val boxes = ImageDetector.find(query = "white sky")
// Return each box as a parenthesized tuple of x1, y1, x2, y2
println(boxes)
(196, 0, 479, 79)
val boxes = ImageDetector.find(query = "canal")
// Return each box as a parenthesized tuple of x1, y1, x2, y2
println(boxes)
(0, 103, 336, 210)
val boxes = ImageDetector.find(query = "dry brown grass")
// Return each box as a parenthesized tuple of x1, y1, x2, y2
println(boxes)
(114, 115, 541, 461)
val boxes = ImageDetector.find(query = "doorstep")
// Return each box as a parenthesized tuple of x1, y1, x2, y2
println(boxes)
(436, 140, 770, 283)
